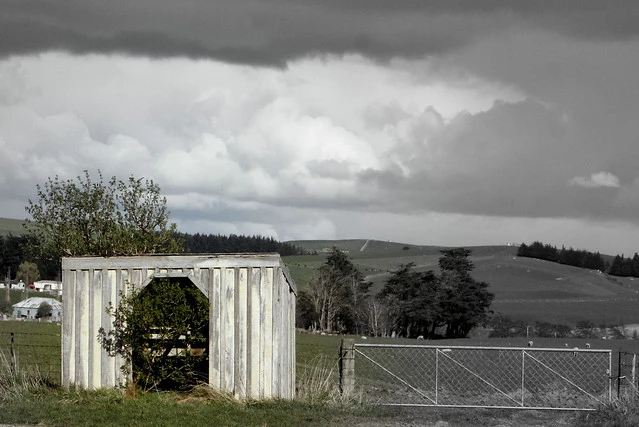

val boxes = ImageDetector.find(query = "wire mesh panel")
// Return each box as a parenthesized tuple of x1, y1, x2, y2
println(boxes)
(354, 344, 611, 410)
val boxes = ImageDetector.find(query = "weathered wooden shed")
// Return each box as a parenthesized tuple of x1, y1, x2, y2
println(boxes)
(61, 253, 296, 399)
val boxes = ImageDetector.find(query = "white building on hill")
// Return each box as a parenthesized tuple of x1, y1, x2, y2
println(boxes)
(12, 297, 63, 321)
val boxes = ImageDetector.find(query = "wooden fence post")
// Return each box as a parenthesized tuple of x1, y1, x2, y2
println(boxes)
(10, 332, 16, 374)
(339, 338, 355, 395)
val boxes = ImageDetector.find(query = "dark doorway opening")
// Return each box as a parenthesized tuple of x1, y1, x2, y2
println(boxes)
(132, 277, 209, 390)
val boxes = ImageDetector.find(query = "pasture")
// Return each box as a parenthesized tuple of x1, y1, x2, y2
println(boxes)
(284, 240, 639, 326)
(4, 319, 639, 386)
(2, 320, 634, 425)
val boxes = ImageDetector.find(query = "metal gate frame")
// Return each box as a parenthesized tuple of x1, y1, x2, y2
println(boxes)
(349, 343, 612, 411)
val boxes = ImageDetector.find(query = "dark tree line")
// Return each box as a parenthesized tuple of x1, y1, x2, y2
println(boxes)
(518, 241, 606, 271)
(518, 241, 639, 279)
(0, 234, 58, 280)
(488, 313, 571, 338)
(298, 247, 494, 339)
(607, 253, 639, 277)
(0, 234, 27, 279)
(2, 231, 306, 282)
(488, 314, 628, 339)
(182, 233, 306, 256)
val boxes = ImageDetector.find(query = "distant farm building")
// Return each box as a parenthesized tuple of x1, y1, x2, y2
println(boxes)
(33, 280, 63, 294)
(12, 297, 63, 321)
(61, 253, 296, 400)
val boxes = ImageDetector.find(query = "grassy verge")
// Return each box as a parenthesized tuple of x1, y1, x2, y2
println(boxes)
(0, 387, 391, 427)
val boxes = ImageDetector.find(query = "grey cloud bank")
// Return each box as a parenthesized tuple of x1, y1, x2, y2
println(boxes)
(1, 2, 639, 256)
(2, 1, 639, 64)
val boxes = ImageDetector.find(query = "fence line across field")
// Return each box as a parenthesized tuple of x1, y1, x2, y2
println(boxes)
(0, 331, 62, 383)
(342, 341, 612, 411)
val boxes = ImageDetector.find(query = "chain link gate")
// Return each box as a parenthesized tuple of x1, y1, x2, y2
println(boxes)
(346, 342, 611, 410)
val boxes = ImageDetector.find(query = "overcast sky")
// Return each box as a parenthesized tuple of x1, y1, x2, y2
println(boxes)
(2, 1, 639, 255)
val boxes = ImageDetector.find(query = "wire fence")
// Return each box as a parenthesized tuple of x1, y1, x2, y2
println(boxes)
(347, 342, 612, 410)
(0, 330, 61, 384)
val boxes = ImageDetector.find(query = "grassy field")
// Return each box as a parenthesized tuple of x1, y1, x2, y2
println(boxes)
(284, 240, 639, 326)
(0, 319, 62, 381)
(1, 288, 59, 306)
(3, 320, 635, 425)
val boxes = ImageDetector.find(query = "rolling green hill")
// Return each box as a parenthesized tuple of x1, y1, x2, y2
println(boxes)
(2, 215, 635, 327)
(284, 239, 639, 326)
(0, 217, 26, 236)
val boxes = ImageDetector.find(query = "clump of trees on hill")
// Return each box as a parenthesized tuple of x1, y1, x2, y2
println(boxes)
(517, 241, 606, 271)
(182, 233, 305, 256)
(607, 254, 639, 277)
(298, 247, 494, 339)
(518, 241, 639, 279)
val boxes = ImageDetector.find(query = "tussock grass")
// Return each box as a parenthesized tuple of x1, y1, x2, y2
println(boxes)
(296, 355, 365, 405)
(175, 382, 236, 404)
(577, 395, 639, 426)
(576, 381, 639, 427)
(0, 349, 55, 401)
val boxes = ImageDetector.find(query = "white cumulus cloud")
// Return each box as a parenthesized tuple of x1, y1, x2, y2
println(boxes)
(569, 171, 620, 189)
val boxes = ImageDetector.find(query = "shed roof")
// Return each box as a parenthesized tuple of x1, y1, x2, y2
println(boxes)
(13, 297, 63, 310)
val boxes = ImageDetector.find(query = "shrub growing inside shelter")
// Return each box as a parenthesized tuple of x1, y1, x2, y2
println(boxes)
(98, 278, 209, 391)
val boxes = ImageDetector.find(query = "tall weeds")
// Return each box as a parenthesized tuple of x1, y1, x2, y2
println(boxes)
(0, 349, 51, 401)
(296, 355, 364, 405)
(576, 385, 639, 426)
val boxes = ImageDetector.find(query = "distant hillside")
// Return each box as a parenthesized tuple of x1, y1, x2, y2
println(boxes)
(284, 239, 639, 326)
(0, 217, 26, 236)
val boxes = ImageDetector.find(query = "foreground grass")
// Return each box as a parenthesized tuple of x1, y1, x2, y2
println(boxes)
(0, 386, 584, 427)
(0, 322, 620, 426)
(0, 387, 393, 427)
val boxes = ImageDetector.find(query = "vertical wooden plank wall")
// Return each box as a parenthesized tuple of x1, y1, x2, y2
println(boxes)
(62, 255, 296, 399)
(209, 267, 221, 389)
(248, 267, 261, 397)
(235, 267, 248, 399)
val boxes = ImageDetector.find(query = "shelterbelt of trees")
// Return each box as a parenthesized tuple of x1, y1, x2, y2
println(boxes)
(518, 241, 639, 278)
(297, 247, 494, 339)
(0, 233, 306, 281)
(182, 233, 305, 256)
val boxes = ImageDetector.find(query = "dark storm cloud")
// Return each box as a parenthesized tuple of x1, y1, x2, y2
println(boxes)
(356, 98, 639, 222)
(2, 0, 638, 64)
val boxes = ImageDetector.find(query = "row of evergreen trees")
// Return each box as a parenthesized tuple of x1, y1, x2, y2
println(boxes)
(518, 241, 639, 278)
(1, 232, 306, 281)
(608, 253, 639, 277)
(517, 241, 606, 271)
(182, 233, 306, 256)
